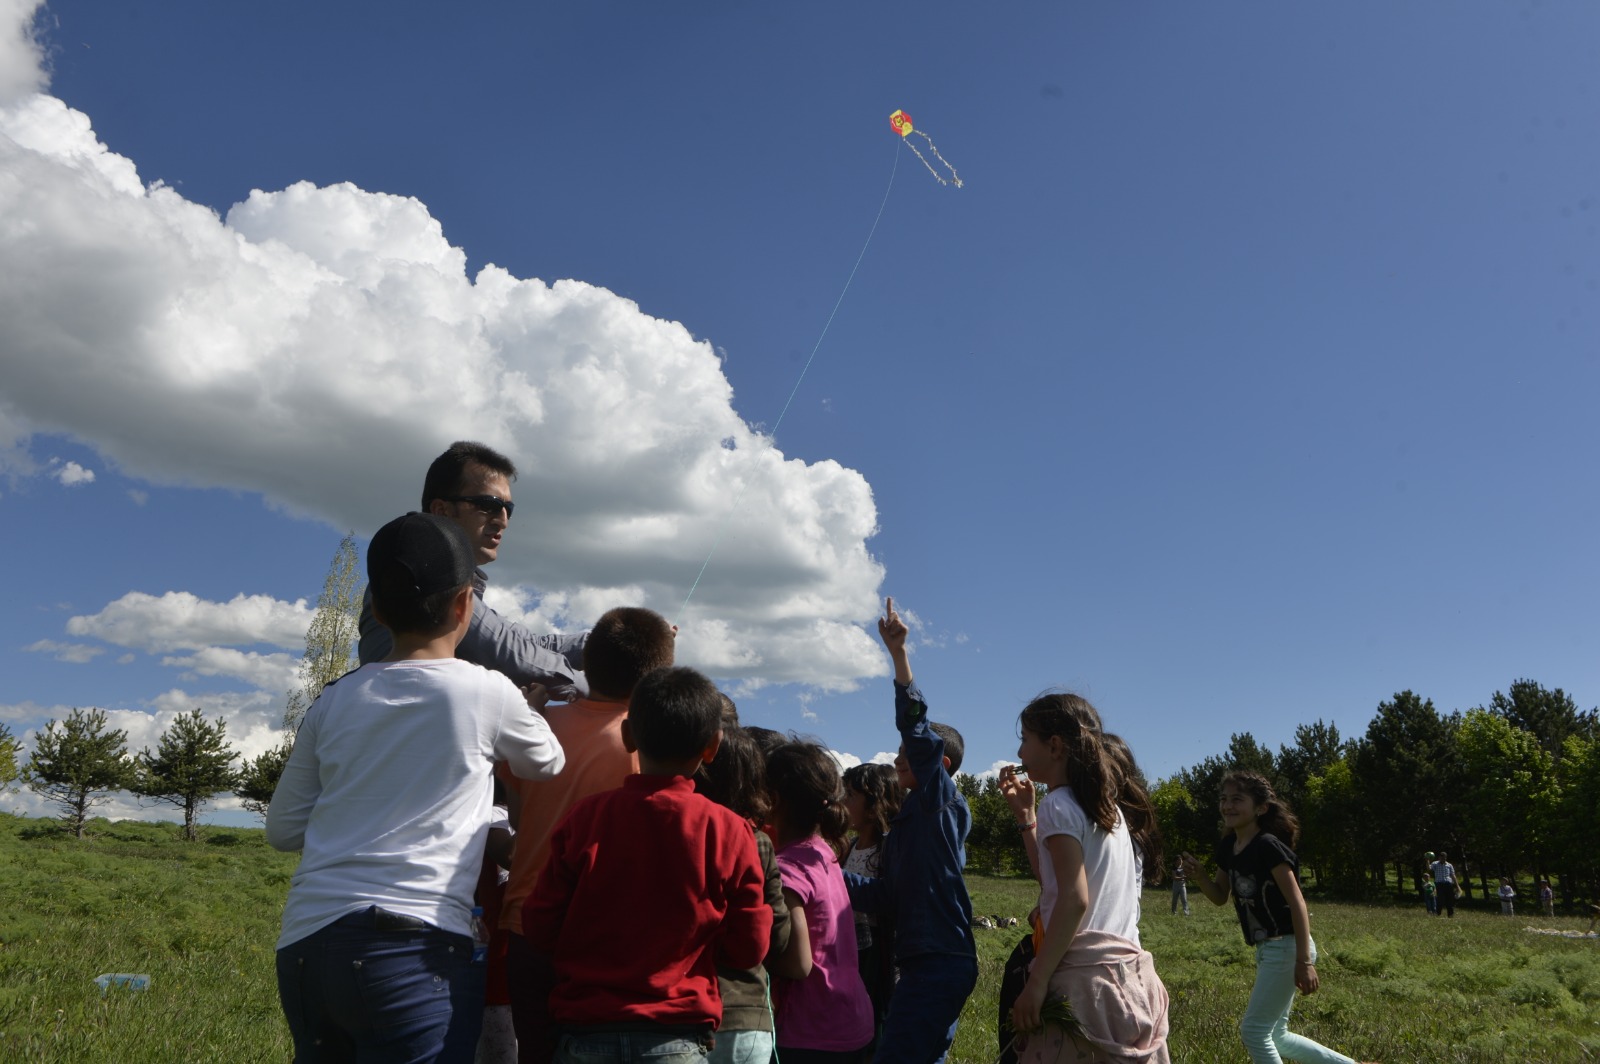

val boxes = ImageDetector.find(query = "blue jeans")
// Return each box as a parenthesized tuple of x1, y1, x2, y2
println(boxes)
(874, 953, 978, 1064)
(554, 1029, 708, 1064)
(1240, 938, 1353, 1064)
(703, 1029, 772, 1064)
(276, 908, 485, 1063)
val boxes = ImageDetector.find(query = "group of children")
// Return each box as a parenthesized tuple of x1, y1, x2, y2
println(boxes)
(266, 511, 1372, 1064)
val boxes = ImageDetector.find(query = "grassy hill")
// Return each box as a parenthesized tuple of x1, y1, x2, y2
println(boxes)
(2, 814, 1597, 1062)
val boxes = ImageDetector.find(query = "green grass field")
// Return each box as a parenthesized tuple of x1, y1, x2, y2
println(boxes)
(3, 814, 1597, 1063)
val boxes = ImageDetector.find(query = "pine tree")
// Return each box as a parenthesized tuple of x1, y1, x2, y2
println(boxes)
(0, 723, 21, 794)
(283, 533, 364, 731)
(134, 709, 238, 840)
(26, 708, 135, 837)
(234, 740, 293, 820)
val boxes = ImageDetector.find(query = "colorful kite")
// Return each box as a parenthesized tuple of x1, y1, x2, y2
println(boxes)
(889, 109, 963, 188)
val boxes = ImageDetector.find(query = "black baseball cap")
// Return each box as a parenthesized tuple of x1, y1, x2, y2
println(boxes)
(367, 512, 475, 604)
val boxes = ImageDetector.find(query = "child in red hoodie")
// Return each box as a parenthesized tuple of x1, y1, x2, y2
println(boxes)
(522, 666, 772, 1062)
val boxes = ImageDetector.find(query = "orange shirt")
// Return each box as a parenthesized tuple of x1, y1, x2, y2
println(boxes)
(499, 696, 638, 935)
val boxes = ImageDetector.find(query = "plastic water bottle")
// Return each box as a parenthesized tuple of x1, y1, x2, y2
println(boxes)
(94, 973, 151, 993)
(469, 906, 490, 964)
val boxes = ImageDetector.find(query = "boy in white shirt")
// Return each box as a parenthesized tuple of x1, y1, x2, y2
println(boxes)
(268, 512, 565, 1063)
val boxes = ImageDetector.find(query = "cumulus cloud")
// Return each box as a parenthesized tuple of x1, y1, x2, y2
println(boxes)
(159, 648, 300, 693)
(51, 459, 93, 485)
(65, 591, 312, 653)
(0, 0, 44, 106)
(24, 638, 104, 663)
(0, 7, 886, 692)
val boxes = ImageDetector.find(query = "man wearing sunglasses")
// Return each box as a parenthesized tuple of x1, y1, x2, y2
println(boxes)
(357, 441, 588, 701)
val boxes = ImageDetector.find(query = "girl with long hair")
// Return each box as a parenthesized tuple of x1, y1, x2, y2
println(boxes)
(1001, 693, 1170, 1063)
(1180, 771, 1371, 1064)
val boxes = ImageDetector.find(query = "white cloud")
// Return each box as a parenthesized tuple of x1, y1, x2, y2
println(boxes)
(973, 758, 1015, 781)
(159, 647, 299, 693)
(127, 489, 148, 505)
(868, 751, 897, 766)
(828, 749, 861, 771)
(52, 459, 93, 485)
(66, 591, 311, 653)
(0, 13, 887, 693)
(24, 638, 104, 663)
(0, 1, 44, 106)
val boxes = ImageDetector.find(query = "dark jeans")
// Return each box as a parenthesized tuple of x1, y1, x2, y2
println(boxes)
(874, 953, 978, 1064)
(1438, 881, 1457, 917)
(996, 935, 1034, 1064)
(507, 932, 560, 1064)
(276, 907, 485, 1063)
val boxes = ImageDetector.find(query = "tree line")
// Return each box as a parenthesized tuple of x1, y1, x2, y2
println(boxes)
(1150, 680, 1600, 909)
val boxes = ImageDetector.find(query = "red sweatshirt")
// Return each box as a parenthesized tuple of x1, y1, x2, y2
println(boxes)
(522, 774, 771, 1028)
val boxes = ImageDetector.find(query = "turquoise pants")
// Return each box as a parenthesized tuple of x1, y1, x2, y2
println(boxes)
(1240, 938, 1354, 1064)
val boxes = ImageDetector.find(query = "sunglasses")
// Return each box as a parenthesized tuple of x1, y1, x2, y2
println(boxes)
(441, 494, 515, 518)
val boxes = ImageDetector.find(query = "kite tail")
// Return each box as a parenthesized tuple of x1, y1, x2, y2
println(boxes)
(908, 132, 963, 188)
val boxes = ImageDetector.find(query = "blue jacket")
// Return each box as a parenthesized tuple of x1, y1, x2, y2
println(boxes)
(844, 680, 975, 961)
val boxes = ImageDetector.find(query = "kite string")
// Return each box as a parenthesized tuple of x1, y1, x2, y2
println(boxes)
(675, 146, 900, 622)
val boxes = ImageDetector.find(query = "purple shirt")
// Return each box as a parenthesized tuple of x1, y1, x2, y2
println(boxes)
(774, 835, 874, 1053)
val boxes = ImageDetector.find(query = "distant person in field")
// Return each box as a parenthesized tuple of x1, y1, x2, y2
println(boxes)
(521, 667, 772, 1064)
(267, 513, 566, 1064)
(1430, 852, 1459, 918)
(501, 605, 677, 1064)
(1171, 859, 1191, 916)
(842, 597, 978, 1064)
(1182, 772, 1372, 1064)
(1498, 877, 1516, 916)
(358, 440, 587, 699)
(1539, 879, 1555, 919)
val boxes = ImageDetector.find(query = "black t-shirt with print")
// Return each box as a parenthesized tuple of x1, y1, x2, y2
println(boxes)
(1214, 831, 1298, 946)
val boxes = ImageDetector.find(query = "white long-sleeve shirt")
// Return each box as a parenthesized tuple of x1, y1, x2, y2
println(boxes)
(267, 657, 564, 948)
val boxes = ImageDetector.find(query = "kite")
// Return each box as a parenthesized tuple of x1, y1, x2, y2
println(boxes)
(889, 109, 963, 188)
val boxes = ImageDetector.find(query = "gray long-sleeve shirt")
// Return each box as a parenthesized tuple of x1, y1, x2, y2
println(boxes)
(357, 568, 589, 701)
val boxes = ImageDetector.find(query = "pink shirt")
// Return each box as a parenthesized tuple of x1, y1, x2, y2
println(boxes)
(774, 835, 874, 1052)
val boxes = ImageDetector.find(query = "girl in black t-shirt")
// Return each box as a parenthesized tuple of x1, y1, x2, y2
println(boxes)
(1179, 773, 1369, 1064)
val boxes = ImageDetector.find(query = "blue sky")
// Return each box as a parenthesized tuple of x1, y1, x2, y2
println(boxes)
(1, 0, 1596, 825)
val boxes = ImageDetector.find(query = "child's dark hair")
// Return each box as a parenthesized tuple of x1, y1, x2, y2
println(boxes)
(1102, 731, 1164, 882)
(742, 725, 788, 760)
(583, 607, 676, 700)
(374, 583, 464, 636)
(766, 742, 849, 851)
(627, 667, 721, 763)
(930, 723, 965, 774)
(1220, 770, 1300, 847)
(842, 762, 905, 838)
(697, 727, 769, 824)
(718, 692, 740, 726)
(1018, 692, 1118, 832)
